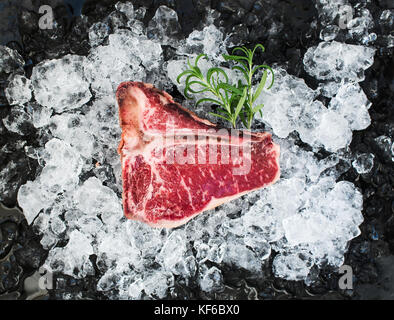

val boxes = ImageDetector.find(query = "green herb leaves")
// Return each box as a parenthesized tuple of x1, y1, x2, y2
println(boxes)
(176, 53, 239, 128)
(177, 44, 274, 129)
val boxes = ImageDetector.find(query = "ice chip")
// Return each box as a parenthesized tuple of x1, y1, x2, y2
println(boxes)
(31, 55, 92, 112)
(374, 136, 393, 162)
(157, 230, 187, 274)
(319, 25, 340, 41)
(128, 277, 144, 299)
(303, 41, 375, 82)
(143, 272, 174, 298)
(273, 253, 312, 281)
(27, 103, 52, 128)
(0, 46, 24, 73)
(115, 1, 134, 20)
(283, 212, 332, 244)
(199, 266, 223, 293)
(17, 181, 45, 224)
(329, 83, 371, 130)
(314, 110, 352, 152)
(178, 25, 227, 61)
(147, 6, 182, 46)
(89, 22, 110, 47)
(2, 105, 32, 135)
(5, 74, 32, 105)
(75, 177, 122, 216)
(352, 153, 375, 174)
(46, 230, 94, 278)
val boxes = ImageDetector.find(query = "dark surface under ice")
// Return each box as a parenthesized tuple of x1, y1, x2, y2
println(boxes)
(0, 0, 393, 300)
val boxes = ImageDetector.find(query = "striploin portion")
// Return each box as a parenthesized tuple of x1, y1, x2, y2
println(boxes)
(116, 82, 280, 228)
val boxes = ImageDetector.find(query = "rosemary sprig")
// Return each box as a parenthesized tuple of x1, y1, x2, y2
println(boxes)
(224, 44, 274, 128)
(177, 44, 274, 129)
(176, 53, 247, 128)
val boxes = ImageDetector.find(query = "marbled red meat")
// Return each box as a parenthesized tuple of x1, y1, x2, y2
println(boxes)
(116, 82, 280, 228)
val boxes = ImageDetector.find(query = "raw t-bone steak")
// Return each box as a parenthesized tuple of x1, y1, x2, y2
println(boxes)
(116, 82, 280, 228)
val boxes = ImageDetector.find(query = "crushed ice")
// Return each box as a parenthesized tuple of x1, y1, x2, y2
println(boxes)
(0, 1, 379, 298)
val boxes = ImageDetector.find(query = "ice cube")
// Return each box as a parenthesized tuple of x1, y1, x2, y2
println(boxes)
(143, 271, 174, 298)
(147, 6, 182, 46)
(283, 212, 332, 244)
(46, 230, 94, 278)
(303, 41, 375, 82)
(329, 83, 371, 130)
(128, 277, 144, 299)
(352, 153, 375, 174)
(74, 177, 122, 216)
(5, 74, 32, 105)
(49, 113, 95, 159)
(224, 241, 261, 271)
(115, 1, 135, 20)
(88, 22, 110, 47)
(2, 105, 32, 135)
(273, 253, 312, 281)
(85, 30, 146, 95)
(347, 9, 374, 42)
(50, 216, 67, 236)
(319, 25, 339, 41)
(157, 230, 187, 275)
(199, 266, 223, 293)
(97, 270, 121, 292)
(0, 46, 24, 74)
(27, 103, 52, 128)
(17, 181, 45, 224)
(178, 25, 227, 61)
(374, 136, 393, 162)
(244, 235, 271, 261)
(31, 55, 92, 112)
(314, 110, 352, 152)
